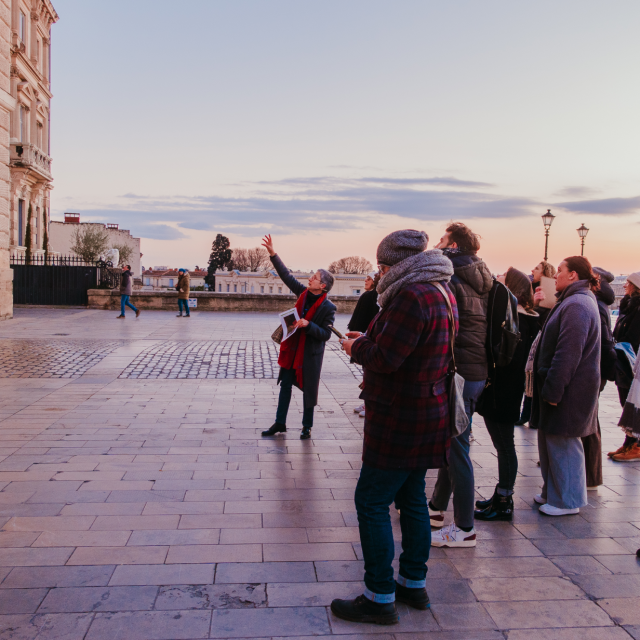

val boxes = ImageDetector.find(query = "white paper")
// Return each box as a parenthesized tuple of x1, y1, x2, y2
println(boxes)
(537, 275, 556, 309)
(279, 308, 300, 342)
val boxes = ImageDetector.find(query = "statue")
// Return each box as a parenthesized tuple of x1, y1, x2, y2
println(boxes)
(103, 248, 120, 268)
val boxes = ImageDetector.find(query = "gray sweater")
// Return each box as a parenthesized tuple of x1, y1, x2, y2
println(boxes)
(530, 280, 601, 438)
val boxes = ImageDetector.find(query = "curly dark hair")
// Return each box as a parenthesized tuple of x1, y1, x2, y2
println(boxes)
(445, 222, 481, 252)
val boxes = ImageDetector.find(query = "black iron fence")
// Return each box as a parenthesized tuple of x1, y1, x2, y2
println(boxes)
(10, 254, 122, 306)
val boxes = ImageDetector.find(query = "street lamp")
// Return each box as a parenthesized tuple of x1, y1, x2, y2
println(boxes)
(577, 223, 589, 256)
(541, 209, 555, 261)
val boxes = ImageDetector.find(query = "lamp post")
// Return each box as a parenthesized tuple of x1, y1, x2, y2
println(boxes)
(577, 223, 589, 256)
(541, 209, 555, 261)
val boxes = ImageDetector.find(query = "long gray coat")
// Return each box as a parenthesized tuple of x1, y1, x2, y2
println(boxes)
(270, 255, 336, 409)
(530, 280, 600, 438)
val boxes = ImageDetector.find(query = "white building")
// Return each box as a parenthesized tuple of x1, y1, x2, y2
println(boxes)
(141, 268, 207, 290)
(214, 269, 367, 296)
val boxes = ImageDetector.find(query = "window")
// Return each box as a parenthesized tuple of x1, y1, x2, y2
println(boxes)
(233, 284, 237, 292)
(269, 286, 273, 294)
(226, 284, 230, 292)
(20, 12, 26, 43)
(19, 106, 26, 142)
(260, 286, 264, 293)
(18, 200, 24, 245)
(168, 278, 174, 287)
(353, 289, 361, 295)
(251, 285, 254, 293)
(218, 284, 222, 292)
(37, 38, 41, 67)
(278, 287, 282, 294)
(37, 123, 43, 149)
(144, 278, 150, 285)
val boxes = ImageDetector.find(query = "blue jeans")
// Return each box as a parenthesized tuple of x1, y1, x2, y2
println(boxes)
(431, 379, 486, 529)
(120, 295, 137, 316)
(275, 368, 314, 428)
(355, 464, 431, 602)
(178, 299, 190, 315)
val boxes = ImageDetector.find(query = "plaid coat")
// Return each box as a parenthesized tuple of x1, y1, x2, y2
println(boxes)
(351, 281, 458, 470)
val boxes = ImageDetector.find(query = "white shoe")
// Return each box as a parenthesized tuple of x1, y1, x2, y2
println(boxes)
(539, 503, 579, 516)
(354, 404, 365, 413)
(429, 506, 445, 529)
(533, 494, 546, 505)
(431, 522, 476, 548)
(587, 486, 599, 491)
(359, 410, 365, 418)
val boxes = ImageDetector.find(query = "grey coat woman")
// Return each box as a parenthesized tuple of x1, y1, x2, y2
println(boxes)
(531, 257, 601, 515)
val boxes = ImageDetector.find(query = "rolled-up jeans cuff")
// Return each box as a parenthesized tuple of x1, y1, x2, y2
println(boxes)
(364, 588, 395, 603)
(396, 574, 426, 589)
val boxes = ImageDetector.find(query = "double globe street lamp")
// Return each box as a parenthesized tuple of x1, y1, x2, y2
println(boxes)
(577, 223, 589, 256)
(541, 209, 555, 261)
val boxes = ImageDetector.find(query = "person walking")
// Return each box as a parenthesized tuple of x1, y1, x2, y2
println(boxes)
(176, 268, 191, 317)
(609, 272, 640, 461)
(429, 222, 492, 548)
(474, 268, 539, 521)
(116, 265, 140, 319)
(330, 230, 455, 624)
(582, 267, 617, 483)
(531, 256, 601, 516)
(260, 235, 336, 440)
(348, 271, 379, 417)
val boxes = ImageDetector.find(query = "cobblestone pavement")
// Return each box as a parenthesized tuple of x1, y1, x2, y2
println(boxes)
(0, 309, 638, 639)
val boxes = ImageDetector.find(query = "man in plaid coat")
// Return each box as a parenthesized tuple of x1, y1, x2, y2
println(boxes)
(331, 229, 456, 625)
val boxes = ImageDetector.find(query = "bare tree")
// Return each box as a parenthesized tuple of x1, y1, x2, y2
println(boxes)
(229, 247, 270, 272)
(111, 243, 134, 267)
(70, 225, 110, 263)
(328, 256, 374, 274)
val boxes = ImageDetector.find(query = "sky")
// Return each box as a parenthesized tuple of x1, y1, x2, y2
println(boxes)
(50, 0, 640, 275)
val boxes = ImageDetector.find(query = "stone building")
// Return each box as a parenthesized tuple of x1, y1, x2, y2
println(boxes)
(214, 269, 368, 296)
(49, 213, 143, 275)
(8, 0, 58, 263)
(142, 268, 207, 290)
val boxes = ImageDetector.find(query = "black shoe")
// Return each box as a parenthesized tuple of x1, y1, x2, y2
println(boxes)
(176, 314, 183, 317)
(395, 582, 430, 610)
(116, 315, 125, 319)
(636, 548, 640, 558)
(300, 427, 312, 440)
(261, 423, 286, 437)
(330, 594, 398, 625)
(528, 424, 538, 429)
(135, 309, 141, 318)
(515, 418, 527, 426)
(474, 494, 513, 522)
(475, 489, 497, 511)
(185, 314, 190, 317)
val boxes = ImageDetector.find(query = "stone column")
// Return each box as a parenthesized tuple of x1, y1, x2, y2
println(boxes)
(0, 0, 14, 320)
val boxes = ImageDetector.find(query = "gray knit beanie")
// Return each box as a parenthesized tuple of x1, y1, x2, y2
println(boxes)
(377, 230, 428, 267)
(593, 267, 614, 284)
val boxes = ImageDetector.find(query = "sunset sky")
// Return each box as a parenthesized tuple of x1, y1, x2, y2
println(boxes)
(50, 0, 639, 275)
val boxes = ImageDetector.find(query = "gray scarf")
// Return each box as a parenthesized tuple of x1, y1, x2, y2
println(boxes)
(377, 250, 454, 309)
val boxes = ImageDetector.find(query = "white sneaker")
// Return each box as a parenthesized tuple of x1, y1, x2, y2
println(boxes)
(431, 522, 476, 548)
(359, 410, 365, 418)
(354, 404, 365, 413)
(539, 503, 579, 516)
(429, 506, 445, 529)
(533, 494, 546, 505)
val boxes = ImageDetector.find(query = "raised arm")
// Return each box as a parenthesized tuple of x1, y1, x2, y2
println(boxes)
(262, 234, 306, 297)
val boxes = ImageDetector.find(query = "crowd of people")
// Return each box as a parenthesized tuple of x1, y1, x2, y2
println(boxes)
(263, 230, 640, 625)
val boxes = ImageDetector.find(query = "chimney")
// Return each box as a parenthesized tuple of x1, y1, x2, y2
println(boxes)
(64, 213, 80, 223)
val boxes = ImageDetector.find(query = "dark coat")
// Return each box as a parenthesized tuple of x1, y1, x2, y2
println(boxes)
(350, 282, 457, 470)
(270, 255, 336, 409)
(348, 289, 379, 333)
(614, 295, 640, 354)
(177, 273, 190, 300)
(595, 280, 616, 382)
(120, 270, 133, 296)
(445, 251, 493, 381)
(530, 280, 601, 438)
(478, 309, 539, 424)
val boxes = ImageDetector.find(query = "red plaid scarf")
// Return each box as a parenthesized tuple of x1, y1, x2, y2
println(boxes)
(278, 290, 327, 389)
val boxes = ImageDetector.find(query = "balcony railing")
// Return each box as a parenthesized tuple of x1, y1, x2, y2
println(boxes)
(10, 143, 52, 180)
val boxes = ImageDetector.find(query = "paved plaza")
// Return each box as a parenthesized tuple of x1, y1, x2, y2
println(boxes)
(0, 309, 639, 639)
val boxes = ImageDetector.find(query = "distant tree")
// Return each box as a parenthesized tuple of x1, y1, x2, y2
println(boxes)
(328, 256, 374, 275)
(229, 247, 270, 272)
(70, 225, 110, 263)
(42, 208, 49, 264)
(205, 234, 232, 287)
(111, 243, 133, 267)
(24, 203, 32, 265)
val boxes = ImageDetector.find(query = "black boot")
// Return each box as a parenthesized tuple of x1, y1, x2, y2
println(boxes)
(395, 582, 430, 610)
(261, 423, 286, 437)
(330, 595, 398, 625)
(300, 427, 312, 440)
(474, 494, 514, 522)
(475, 488, 498, 510)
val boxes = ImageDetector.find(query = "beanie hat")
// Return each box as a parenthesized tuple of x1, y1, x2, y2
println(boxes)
(628, 271, 640, 290)
(367, 271, 378, 280)
(178, 268, 186, 273)
(593, 267, 615, 283)
(376, 230, 428, 267)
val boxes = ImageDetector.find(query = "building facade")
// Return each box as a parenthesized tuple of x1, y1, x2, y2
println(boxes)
(142, 268, 207, 290)
(49, 214, 143, 275)
(8, 0, 57, 263)
(214, 269, 368, 296)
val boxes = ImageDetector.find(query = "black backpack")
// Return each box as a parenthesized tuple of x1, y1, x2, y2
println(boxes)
(486, 279, 521, 369)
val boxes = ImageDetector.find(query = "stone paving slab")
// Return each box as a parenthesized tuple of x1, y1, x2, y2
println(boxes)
(0, 309, 638, 638)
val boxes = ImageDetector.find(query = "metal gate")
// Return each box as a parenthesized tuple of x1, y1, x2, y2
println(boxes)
(10, 255, 119, 306)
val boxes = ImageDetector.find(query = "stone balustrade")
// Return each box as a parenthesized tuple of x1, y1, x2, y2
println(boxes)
(10, 142, 53, 180)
